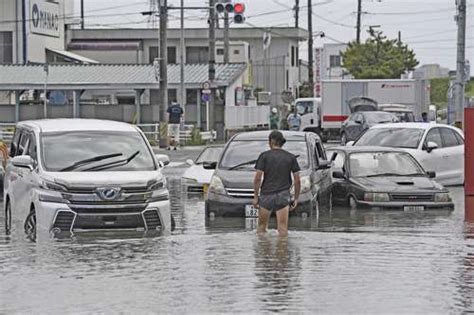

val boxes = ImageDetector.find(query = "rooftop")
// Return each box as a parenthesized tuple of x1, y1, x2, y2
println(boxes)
(0, 63, 247, 90)
(18, 119, 138, 133)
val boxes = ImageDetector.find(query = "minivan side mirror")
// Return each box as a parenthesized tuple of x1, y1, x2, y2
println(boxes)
(11, 155, 35, 171)
(332, 171, 345, 179)
(318, 160, 332, 170)
(186, 159, 194, 166)
(155, 154, 170, 166)
(426, 171, 436, 178)
(203, 161, 217, 170)
(424, 141, 438, 153)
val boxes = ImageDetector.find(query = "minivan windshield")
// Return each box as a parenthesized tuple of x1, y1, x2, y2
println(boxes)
(354, 128, 424, 149)
(220, 140, 309, 170)
(41, 131, 156, 172)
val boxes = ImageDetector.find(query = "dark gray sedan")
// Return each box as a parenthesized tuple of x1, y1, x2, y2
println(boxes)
(327, 146, 454, 211)
(340, 111, 398, 145)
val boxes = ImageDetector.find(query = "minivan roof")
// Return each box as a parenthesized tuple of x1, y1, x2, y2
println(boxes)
(232, 130, 308, 141)
(17, 119, 138, 133)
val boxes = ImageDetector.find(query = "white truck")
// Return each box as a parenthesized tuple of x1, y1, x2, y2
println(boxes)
(296, 79, 431, 141)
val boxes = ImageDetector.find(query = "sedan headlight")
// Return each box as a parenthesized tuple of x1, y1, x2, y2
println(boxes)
(435, 192, 452, 202)
(364, 192, 390, 202)
(209, 175, 226, 195)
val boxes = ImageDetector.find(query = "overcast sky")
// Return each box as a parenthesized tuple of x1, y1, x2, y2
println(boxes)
(74, 0, 473, 70)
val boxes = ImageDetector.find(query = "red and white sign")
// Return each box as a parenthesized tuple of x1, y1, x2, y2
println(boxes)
(314, 48, 322, 97)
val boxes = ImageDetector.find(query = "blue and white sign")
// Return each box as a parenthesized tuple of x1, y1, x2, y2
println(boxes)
(201, 93, 211, 103)
(30, 0, 60, 38)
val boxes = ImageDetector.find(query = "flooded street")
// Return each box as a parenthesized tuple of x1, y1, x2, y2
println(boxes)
(1, 160, 473, 313)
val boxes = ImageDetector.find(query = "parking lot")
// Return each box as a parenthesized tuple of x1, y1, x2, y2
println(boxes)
(1, 146, 473, 313)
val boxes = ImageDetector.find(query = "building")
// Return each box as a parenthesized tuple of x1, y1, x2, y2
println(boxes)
(0, 0, 75, 64)
(318, 43, 350, 80)
(414, 64, 450, 80)
(68, 27, 308, 107)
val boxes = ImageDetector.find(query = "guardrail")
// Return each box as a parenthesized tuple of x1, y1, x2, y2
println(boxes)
(137, 123, 216, 144)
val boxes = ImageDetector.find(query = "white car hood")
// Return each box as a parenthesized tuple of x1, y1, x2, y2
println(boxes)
(44, 171, 164, 187)
(182, 164, 215, 184)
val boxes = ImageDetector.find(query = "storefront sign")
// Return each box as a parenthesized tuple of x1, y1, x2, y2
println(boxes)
(314, 48, 322, 97)
(30, 1, 60, 38)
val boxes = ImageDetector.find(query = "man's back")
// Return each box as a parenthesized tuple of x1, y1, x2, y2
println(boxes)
(255, 149, 300, 194)
(168, 104, 183, 124)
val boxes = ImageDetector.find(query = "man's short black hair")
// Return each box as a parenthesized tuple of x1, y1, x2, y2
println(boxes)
(269, 130, 286, 147)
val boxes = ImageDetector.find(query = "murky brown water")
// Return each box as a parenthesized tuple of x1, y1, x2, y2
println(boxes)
(0, 170, 473, 313)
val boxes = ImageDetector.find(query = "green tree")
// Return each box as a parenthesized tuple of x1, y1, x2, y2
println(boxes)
(342, 29, 419, 79)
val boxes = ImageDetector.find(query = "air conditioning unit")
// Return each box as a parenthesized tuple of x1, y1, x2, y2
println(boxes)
(257, 91, 271, 105)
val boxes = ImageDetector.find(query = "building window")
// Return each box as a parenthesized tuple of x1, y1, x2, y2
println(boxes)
(233, 49, 240, 55)
(329, 55, 341, 68)
(216, 48, 224, 55)
(0, 32, 13, 64)
(186, 89, 198, 105)
(149, 46, 177, 64)
(291, 46, 295, 67)
(186, 46, 209, 64)
(168, 89, 177, 104)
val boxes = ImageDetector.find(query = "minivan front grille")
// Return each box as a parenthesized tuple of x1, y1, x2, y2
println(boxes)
(142, 209, 162, 230)
(226, 188, 254, 198)
(52, 210, 76, 232)
(69, 204, 147, 214)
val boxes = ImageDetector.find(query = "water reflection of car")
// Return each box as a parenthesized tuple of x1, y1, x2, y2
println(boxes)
(181, 145, 223, 193)
(205, 131, 332, 218)
(340, 111, 398, 145)
(327, 146, 454, 211)
(4, 119, 172, 237)
(351, 123, 464, 186)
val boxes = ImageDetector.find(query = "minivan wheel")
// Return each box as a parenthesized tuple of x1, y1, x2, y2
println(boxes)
(349, 196, 357, 210)
(24, 208, 37, 237)
(5, 200, 11, 234)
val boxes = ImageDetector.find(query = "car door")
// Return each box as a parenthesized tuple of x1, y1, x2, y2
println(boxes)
(314, 139, 331, 206)
(6, 129, 26, 211)
(348, 113, 364, 141)
(14, 131, 34, 214)
(329, 150, 348, 203)
(418, 127, 447, 182)
(439, 127, 464, 185)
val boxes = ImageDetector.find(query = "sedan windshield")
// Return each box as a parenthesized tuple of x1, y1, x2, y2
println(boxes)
(354, 128, 424, 149)
(365, 112, 397, 124)
(349, 152, 424, 178)
(41, 131, 156, 172)
(220, 141, 309, 170)
(196, 147, 223, 164)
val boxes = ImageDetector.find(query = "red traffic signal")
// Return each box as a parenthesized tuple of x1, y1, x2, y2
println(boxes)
(233, 3, 245, 14)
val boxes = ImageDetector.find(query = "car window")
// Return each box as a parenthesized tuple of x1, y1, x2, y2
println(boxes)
(41, 131, 156, 172)
(196, 147, 223, 164)
(26, 134, 37, 162)
(349, 152, 424, 177)
(315, 142, 326, 161)
(353, 114, 362, 122)
(440, 128, 461, 147)
(424, 128, 443, 148)
(365, 112, 397, 124)
(296, 101, 313, 115)
(354, 128, 424, 149)
(10, 129, 22, 157)
(220, 140, 309, 170)
(454, 130, 464, 145)
(328, 150, 345, 171)
(18, 132, 31, 156)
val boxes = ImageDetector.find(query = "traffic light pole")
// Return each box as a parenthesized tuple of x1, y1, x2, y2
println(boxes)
(224, 11, 230, 64)
(307, 0, 314, 98)
(159, 0, 169, 148)
(454, 0, 467, 127)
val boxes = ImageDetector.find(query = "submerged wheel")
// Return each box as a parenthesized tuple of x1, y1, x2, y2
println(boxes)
(5, 200, 11, 234)
(24, 208, 37, 238)
(349, 196, 357, 210)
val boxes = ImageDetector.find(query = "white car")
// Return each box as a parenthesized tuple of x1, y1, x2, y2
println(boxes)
(181, 146, 223, 193)
(4, 119, 172, 238)
(352, 123, 464, 186)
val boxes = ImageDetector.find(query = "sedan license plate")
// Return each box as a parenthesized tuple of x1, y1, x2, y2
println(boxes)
(245, 205, 259, 218)
(404, 205, 425, 212)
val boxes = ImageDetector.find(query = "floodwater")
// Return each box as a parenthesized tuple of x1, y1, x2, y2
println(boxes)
(0, 167, 473, 313)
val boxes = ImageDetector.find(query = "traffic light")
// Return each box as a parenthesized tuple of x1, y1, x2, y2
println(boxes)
(215, 3, 225, 13)
(233, 3, 245, 24)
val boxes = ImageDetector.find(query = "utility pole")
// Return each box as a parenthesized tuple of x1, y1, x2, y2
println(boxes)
(307, 0, 314, 97)
(159, 0, 169, 147)
(454, 0, 467, 126)
(209, 0, 216, 132)
(80, 0, 85, 29)
(180, 0, 185, 107)
(356, 0, 362, 43)
(294, 0, 300, 28)
(224, 11, 230, 63)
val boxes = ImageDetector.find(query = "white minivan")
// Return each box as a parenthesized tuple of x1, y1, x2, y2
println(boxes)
(4, 119, 172, 237)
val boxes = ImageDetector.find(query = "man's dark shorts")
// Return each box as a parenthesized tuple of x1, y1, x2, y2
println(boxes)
(259, 190, 291, 212)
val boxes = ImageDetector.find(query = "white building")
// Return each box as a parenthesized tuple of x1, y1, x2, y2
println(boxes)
(414, 64, 450, 80)
(319, 43, 350, 80)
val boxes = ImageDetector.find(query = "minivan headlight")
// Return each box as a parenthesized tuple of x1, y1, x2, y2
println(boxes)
(209, 175, 226, 195)
(39, 179, 68, 203)
(39, 179, 67, 192)
(148, 179, 169, 202)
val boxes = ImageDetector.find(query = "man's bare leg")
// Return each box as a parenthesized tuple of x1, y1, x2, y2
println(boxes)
(257, 207, 271, 234)
(276, 206, 290, 236)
